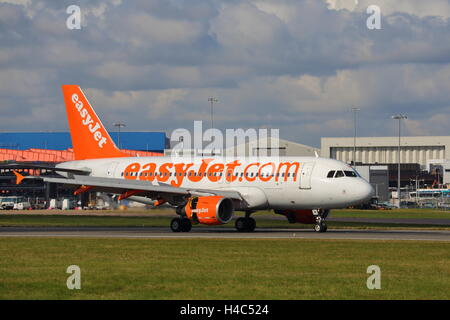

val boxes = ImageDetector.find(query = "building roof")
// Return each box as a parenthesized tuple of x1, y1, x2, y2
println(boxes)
(322, 136, 450, 147)
(0, 132, 168, 152)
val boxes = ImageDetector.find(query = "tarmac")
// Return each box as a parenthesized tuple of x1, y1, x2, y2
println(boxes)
(1, 226, 449, 241)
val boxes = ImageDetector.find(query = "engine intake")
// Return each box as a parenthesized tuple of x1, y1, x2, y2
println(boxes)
(185, 196, 234, 225)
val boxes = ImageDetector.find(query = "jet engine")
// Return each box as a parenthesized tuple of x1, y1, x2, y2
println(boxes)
(184, 196, 234, 225)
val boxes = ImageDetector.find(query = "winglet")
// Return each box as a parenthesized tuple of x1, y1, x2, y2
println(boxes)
(314, 151, 319, 158)
(13, 171, 25, 185)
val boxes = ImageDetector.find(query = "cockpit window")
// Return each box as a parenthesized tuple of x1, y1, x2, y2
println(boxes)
(344, 171, 357, 177)
(335, 171, 345, 178)
(327, 171, 335, 178)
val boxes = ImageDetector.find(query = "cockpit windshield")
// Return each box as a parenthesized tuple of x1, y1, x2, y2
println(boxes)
(327, 170, 358, 178)
(344, 171, 357, 177)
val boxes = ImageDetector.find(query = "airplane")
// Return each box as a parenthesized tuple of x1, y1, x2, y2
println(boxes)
(12, 85, 374, 233)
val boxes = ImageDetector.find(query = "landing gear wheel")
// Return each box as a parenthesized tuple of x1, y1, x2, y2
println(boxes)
(314, 222, 327, 233)
(235, 218, 246, 232)
(181, 218, 192, 232)
(235, 217, 256, 232)
(171, 218, 183, 232)
(246, 217, 256, 232)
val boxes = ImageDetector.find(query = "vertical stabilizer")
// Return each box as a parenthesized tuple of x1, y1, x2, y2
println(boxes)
(61, 85, 127, 160)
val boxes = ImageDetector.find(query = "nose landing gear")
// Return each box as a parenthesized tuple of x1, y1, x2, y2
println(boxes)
(313, 209, 329, 233)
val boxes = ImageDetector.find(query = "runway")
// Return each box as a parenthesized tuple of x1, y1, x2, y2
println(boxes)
(1, 226, 450, 241)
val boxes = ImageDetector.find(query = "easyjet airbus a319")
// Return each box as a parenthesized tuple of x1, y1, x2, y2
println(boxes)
(13, 85, 374, 232)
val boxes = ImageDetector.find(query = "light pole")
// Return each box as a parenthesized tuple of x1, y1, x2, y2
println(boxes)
(208, 97, 218, 129)
(392, 114, 407, 208)
(350, 107, 360, 165)
(113, 122, 126, 149)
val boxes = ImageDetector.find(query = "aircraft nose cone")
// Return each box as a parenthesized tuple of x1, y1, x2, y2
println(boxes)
(359, 181, 374, 202)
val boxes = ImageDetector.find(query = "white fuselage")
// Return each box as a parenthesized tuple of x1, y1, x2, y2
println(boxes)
(56, 156, 374, 210)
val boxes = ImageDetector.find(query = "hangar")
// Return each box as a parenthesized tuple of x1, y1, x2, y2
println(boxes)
(224, 137, 320, 157)
(165, 136, 320, 158)
(321, 136, 450, 167)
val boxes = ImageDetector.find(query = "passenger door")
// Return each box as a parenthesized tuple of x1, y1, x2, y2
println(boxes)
(299, 162, 315, 189)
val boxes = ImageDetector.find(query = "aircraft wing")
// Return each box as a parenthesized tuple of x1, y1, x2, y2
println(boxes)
(40, 174, 243, 202)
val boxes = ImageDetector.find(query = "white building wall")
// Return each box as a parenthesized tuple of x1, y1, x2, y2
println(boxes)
(321, 136, 450, 167)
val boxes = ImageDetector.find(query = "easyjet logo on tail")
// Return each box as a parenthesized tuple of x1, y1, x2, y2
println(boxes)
(71, 93, 107, 148)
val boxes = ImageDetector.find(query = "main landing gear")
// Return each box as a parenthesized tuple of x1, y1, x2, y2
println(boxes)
(313, 209, 328, 233)
(235, 211, 256, 232)
(170, 217, 192, 232)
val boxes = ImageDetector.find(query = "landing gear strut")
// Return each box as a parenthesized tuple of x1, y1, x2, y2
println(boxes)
(170, 217, 192, 232)
(235, 211, 256, 232)
(313, 209, 328, 233)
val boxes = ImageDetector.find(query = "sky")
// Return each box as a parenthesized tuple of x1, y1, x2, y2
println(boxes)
(0, 0, 449, 148)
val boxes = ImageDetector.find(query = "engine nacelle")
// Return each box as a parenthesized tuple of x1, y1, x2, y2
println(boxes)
(185, 196, 234, 225)
(275, 209, 318, 224)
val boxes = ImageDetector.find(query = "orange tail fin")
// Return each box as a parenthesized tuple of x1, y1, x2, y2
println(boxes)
(61, 85, 128, 160)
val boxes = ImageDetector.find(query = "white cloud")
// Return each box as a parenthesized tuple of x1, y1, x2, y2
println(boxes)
(0, 0, 449, 146)
(326, 0, 359, 11)
(327, 0, 450, 18)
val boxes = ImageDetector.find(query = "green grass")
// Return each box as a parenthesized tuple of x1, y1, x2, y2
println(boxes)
(0, 237, 448, 299)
